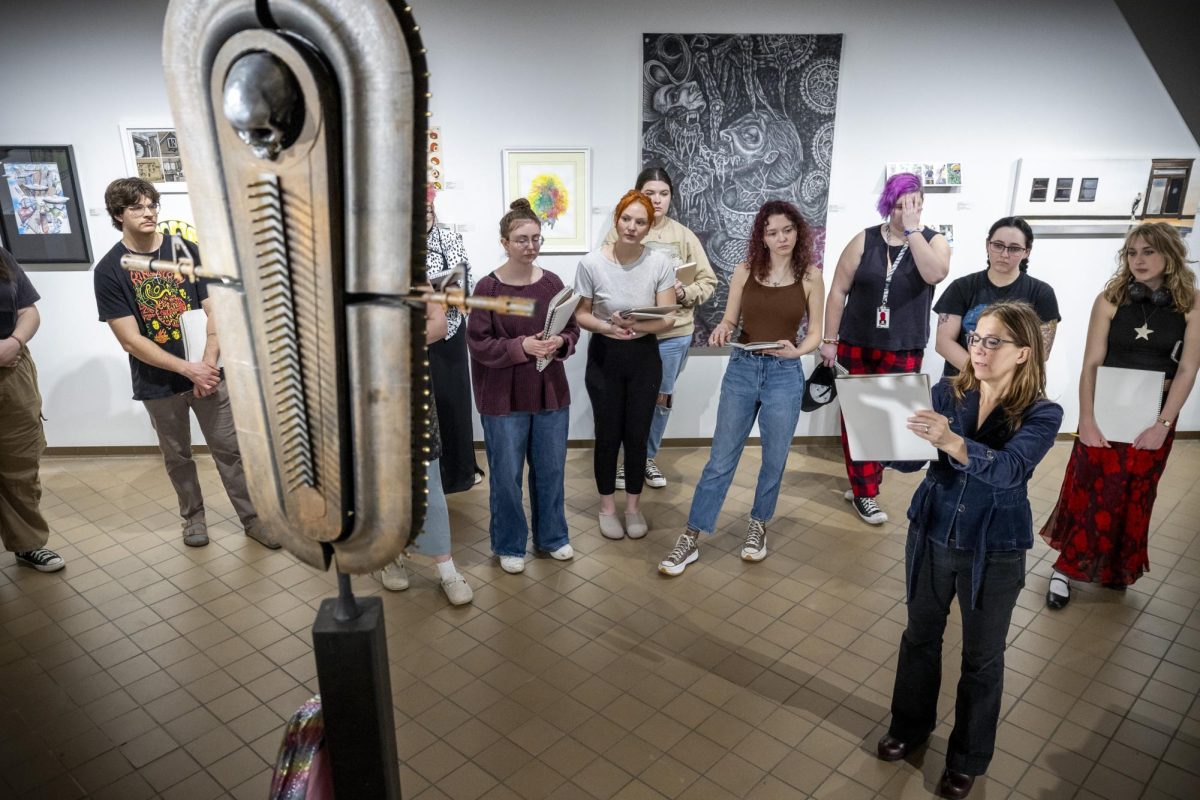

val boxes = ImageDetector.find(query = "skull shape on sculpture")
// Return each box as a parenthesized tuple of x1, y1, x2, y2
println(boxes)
(222, 51, 305, 160)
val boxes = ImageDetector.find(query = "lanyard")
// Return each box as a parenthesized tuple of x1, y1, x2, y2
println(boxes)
(880, 238, 909, 308)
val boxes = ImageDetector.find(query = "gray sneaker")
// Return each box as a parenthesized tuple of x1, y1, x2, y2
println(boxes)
(644, 459, 667, 489)
(741, 519, 767, 562)
(659, 532, 699, 576)
(182, 520, 209, 547)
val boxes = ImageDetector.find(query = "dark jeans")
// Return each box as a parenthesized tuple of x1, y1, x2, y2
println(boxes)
(585, 334, 661, 495)
(888, 537, 1025, 775)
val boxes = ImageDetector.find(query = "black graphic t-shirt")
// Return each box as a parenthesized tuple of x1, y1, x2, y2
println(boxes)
(1, 247, 40, 340)
(94, 238, 209, 400)
(934, 269, 1060, 377)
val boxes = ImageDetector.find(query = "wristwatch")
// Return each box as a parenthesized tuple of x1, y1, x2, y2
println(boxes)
(1159, 417, 1173, 429)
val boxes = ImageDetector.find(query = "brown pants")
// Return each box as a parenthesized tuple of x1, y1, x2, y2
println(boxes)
(142, 382, 257, 528)
(0, 346, 50, 552)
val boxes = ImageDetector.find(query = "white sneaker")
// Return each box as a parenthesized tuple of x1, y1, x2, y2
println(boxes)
(381, 557, 409, 591)
(547, 544, 574, 561)
(844, 489, 888, 525)
(441, 574, 474, 606)
(659, 532, 698, 576)
(499, 555, 526, 574)
(614, 464, 626, 491)
(644, 459, 667, 489)
(741, 519, 767, 562)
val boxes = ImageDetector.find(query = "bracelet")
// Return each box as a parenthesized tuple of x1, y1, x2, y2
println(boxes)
(1159, 417, 1173, 429)
(821, 337, 838, 344)
(904, 227, 922, 236)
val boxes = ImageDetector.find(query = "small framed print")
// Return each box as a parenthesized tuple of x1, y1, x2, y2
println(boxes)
(1078, 177, 1099, 202)
(502, 148, 590, 253)
(120, 124, 188, 193)
(1054, 178, 1074, 202)
(1029, 178, 1049, 202)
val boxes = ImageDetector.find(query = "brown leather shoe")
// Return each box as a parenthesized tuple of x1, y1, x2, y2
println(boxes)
(876, 734, 916, 762)
(937, 768, 975, 799)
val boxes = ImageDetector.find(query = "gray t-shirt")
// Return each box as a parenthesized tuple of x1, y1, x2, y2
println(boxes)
(574, 246, 674, 336)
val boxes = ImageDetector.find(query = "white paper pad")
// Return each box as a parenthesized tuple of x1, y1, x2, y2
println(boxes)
(836, 373, 937, 462)
(1094, 366, 1165, 444)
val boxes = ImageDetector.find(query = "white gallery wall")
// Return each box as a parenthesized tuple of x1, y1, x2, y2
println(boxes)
(0, 0, 1196, 447)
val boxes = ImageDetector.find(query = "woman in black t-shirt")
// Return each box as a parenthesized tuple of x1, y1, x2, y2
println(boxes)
(0, 247, 64, 572)
(934, 216, 1060, 378)
(1041, 223, 1199, 608)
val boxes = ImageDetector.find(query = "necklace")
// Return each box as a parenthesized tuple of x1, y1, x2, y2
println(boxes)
(1134, 305, 1158, 341)
(880, 223, 903, 246)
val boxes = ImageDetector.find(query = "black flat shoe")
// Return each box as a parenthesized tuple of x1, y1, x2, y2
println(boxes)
(1102, 582, 1127, 591)
(1046, 573, 1070, 610)
(937, 768, 976, 799)
(876, 734, 923, 762)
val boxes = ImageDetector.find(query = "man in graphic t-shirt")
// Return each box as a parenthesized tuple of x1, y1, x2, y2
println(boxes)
(93, 177, 276, 549)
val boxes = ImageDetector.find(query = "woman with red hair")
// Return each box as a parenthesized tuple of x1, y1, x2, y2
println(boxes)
(659, 201, 823, 575)
(574, 190, 677, 540)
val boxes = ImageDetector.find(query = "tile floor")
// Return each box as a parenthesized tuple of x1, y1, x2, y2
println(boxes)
(1, 441, 1198, 799)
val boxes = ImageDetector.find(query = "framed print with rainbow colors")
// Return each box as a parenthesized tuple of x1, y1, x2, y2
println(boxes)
(502, 148, 590, 253)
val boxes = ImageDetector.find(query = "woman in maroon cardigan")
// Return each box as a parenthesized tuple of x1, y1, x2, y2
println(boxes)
(468, 199, 580, 575)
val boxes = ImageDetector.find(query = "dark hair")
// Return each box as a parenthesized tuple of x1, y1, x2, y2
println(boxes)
(635, 166, 674, 194)
(987, 216, 1035, 272)
(746, 200, 813, 284)
(104, 177, 159, 231)
(499, 198, 541, 239)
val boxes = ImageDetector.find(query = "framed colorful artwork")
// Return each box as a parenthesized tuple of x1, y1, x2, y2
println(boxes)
(0, 145, 93, 264)
(502, 148, 590, 253)
(120, 124, 188, 193)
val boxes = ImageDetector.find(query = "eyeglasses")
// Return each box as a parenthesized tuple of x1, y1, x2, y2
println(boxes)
(987, 240, 1027, 256)
(966, 333, 1018, 350)
(126, 203, 160, 215)
(508, 236, 543, 247)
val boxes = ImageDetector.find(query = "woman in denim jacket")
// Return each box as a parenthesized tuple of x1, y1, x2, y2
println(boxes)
(875, 301, 1062, 799)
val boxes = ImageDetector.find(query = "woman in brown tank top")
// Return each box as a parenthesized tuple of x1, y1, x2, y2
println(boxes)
(659, 201, 824, 576)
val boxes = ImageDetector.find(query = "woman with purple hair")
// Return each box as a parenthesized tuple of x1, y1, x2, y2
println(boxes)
(819, 173, 951, 525)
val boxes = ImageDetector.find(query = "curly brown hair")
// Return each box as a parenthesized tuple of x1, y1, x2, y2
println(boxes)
(746, 200, 813, 284)
(104, 177, 159, 232)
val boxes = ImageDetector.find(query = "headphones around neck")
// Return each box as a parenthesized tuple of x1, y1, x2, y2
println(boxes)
(1128, 281, 1172, 308)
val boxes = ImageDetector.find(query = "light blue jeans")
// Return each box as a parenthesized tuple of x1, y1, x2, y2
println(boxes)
(409, 459, 450, 557)
(686, 350, 805, 534)
(647, 334, 692, 459)
(481, 408, 571, 557)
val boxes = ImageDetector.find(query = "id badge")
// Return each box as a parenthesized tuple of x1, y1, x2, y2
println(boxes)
(876, 306, 891, 329)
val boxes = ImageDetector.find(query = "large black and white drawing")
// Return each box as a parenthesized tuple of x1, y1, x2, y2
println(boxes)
(642, 33, 843, 344)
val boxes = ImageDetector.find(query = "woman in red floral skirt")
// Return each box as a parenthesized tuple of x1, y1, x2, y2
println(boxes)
(1041, 223, 1199, 608)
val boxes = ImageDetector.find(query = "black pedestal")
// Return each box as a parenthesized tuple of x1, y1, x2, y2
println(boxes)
(312, 594, 401, 798)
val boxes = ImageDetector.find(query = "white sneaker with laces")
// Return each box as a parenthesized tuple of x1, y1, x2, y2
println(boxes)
(644, 459, 667, 489)
(14, 548, 65, 573)
(844, 489, 888, 525)
(499, 555, 526, 574)
(441, 574, 474, 606)
(741, 519, 767, 562)
(380, 557, 409, 591)
(614, 464, 626, 491)
(659, 532, 699, 576)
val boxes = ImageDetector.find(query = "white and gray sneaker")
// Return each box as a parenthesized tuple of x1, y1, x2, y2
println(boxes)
(844, 490, 888, 525)
(659, 532, 699, 576)
(741, 520, 767, 562)
(15, 548, 65, 573)
(380, 557, 409, 591)
(615, 464, 626, 491)
(644, 459, 667, 489)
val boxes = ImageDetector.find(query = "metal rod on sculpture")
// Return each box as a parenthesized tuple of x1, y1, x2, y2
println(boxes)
(118, 253, 230, 283)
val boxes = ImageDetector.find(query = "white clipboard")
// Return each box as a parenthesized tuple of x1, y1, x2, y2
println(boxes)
(180, 308, 222, 368)
(836, 372, 937, 461)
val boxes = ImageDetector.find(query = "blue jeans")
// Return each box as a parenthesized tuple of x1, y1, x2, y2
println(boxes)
(888, 536, 1026, 775)
(481, 408, 571, 557)
(409, 459, 450, 557)
(686, 350, 804, 534)
(647, 334, 691, 459)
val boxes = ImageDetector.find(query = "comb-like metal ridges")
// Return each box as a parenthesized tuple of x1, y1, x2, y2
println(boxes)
(248, 175, 315, 491)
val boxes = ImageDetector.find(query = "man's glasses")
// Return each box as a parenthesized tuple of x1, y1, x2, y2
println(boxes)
(508, 236, 543, 247)
(987, 240, 1027, 256)
(126, 203, 160, 215)
(966, 333, 1018, 350)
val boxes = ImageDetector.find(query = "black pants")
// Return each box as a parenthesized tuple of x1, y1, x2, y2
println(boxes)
(585, 334, 661, 495)
(428, 326, 481, 494)
(888, 537, 1025, 776)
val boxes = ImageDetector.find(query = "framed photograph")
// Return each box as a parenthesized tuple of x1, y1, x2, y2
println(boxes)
(0, 145, 92, 264)
(120, 124, 187, 193)
(1054, 177, 1074, 202)
(502, 148, 590, 253)
(886, 161, 962, 187)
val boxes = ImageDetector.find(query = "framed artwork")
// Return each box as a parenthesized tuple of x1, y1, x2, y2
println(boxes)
(120, 124, 187, 193)
(0, 145, 92, 264)
(502, 148, 590, 253)
(887, 161, 963, 187)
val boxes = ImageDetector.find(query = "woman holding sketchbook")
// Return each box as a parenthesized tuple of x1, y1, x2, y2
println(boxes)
(603, 167, 717, 490)
(878, 301, 1062, 799)
(574, 190, 677, 540)
(659, 201, 823, 575)
(467, 199, 580, 574)
(1041, 222, 1199, 608)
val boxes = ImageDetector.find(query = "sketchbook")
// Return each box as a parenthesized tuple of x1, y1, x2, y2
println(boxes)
(180, 308, 222, 368)
(674, 261, 698, 284)
(619, 305, 680, 320)
(729, 341, 783, 352)
(1093, 366, 1165, 444)
(835, 372, 937, 462)
(536, 287, 581, 372)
